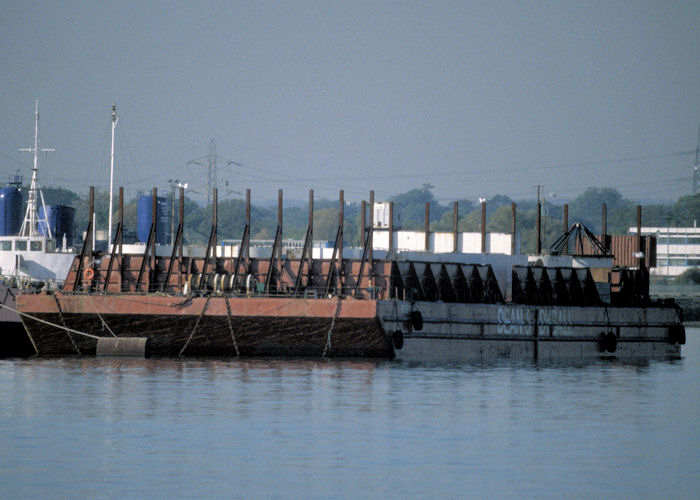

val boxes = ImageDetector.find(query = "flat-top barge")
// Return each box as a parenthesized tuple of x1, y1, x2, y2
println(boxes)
(15, 186, 685, 362)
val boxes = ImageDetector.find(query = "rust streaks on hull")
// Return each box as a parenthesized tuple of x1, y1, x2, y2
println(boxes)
(18, 294, 392, 358)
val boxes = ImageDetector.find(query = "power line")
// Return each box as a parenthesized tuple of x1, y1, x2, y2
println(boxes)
(188, 140, 240, 205)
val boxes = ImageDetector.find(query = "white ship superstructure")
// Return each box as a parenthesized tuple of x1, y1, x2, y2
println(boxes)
(0, 102, 74, 287)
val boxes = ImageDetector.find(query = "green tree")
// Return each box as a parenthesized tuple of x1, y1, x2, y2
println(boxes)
(390, 184, 446, 230)
(641, 204, 675, 227)
(568, 187, 627, 233)
(673, 194, 700, 226)
(313, 207, 340, 242)
(42, 186, 81, 207)
(487, 205, 514, 233)
(673, 268, 700, 284)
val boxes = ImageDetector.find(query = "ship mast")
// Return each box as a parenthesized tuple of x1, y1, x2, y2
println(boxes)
(19, 101, 54, 237)
(108, 103, 118, 248)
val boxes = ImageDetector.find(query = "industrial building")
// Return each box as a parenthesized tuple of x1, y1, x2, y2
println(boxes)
(630, 226, 700, 277)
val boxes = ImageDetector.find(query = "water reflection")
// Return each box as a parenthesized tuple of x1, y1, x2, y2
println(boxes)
(0, 331, 697, 499)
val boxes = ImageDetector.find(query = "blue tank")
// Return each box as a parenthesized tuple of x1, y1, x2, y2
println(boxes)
(39, 205, 76, 247)
(137, 194, 167, 244)
(0, 186, 23, 236)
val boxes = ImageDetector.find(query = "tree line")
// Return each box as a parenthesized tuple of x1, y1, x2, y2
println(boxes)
(38, 184, 700, 254)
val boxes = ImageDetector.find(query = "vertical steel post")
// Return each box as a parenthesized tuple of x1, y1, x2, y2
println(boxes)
(89, 186, 94, 250)
(480, 200, 486, 253)
(179, 186, 185, 285)
(563, 204, 569, 255)
(338, 190, 344, 293)
(536, 201, 542, 254)
(361, 200, 366, 248)
(277, 189, 283, 277)
(89, 186, 95, 267)
(308, 189, 314, 241)
(425, 201, 430, 251)
(369, 191, 374, 287)
(213, 187, 218, 249)
(308, 188, 314, 273)
(453, 201, 458, 253)
(119, 187, 124, 277)
(118, 187, 124, 231)
(602, 203, 608, 252)
(388, 201, 394, 255)
(637, 205, 643, 269)
(151, 187, 157, 271)
(511, 202, 516, 255)
(179, 187, 184, 258)
(245, 189, 251, 269)
(170, 184, 176, 246)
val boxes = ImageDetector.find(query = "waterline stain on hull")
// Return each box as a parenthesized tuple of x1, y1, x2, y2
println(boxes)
(17, 292, 683, 362)
(18, 293, 393, 358)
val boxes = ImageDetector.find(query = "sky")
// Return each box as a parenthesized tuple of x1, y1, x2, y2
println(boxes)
(1, 0, 698, 206)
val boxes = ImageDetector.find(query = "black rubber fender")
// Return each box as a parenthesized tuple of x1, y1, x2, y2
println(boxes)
(392, 330, 404, 350)
(669, 324, 686, 345)
(605, 331, 617, 353)
(598, 331, 617, 353)
(410, 310, 423, 331)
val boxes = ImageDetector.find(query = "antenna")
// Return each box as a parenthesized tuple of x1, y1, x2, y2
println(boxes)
(693, 124, 700, 195)
(18, 101, 54, 237)
(108, 103, 119, 248)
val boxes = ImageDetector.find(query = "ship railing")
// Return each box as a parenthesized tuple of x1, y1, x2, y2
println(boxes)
(183, 283, 386, 300)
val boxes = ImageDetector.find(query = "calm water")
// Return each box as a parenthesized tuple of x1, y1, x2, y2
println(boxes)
(1, 331, 699, 499)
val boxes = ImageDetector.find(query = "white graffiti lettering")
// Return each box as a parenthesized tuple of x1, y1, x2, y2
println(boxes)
(497, 306, 575, 336)
(497, 306, 528, 335)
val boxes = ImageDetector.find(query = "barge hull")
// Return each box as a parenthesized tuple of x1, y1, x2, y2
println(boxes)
(380, 301, 683, 363)
(0, 285, 36, 357)
(17, 293, 684, 362)
(18, 293, 393, 358)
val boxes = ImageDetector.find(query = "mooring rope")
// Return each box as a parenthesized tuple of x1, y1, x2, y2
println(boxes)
(322, 296, 342, 358)
(1, 286, 15, 305)
(178, 295, 211, 357)
(53, 294, 82, 353)
(0, 302, 100, 340)
(224, 296, 240, 356)
(95, 310, 117, 337)
(87, 296, 117, 337)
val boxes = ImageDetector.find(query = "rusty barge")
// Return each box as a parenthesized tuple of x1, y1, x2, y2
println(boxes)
(15, 186, 685, 362)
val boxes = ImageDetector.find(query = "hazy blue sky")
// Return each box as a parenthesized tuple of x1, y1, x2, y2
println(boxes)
(1, 1, 698, 205)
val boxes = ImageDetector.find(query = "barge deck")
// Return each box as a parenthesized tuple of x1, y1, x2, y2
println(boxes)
(14, 186, 686, 362)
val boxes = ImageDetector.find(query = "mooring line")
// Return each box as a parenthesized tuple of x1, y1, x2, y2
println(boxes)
(95, 310, 117, 337)
(224, 296, 240, 356)
(0, 302, 100, 340)
(322, 296, 342, 358)
(1, 286, 13, 305)
(89, 297, 117, 337)
(178, 296, 211, 357)
(53, 294, 82, 354)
